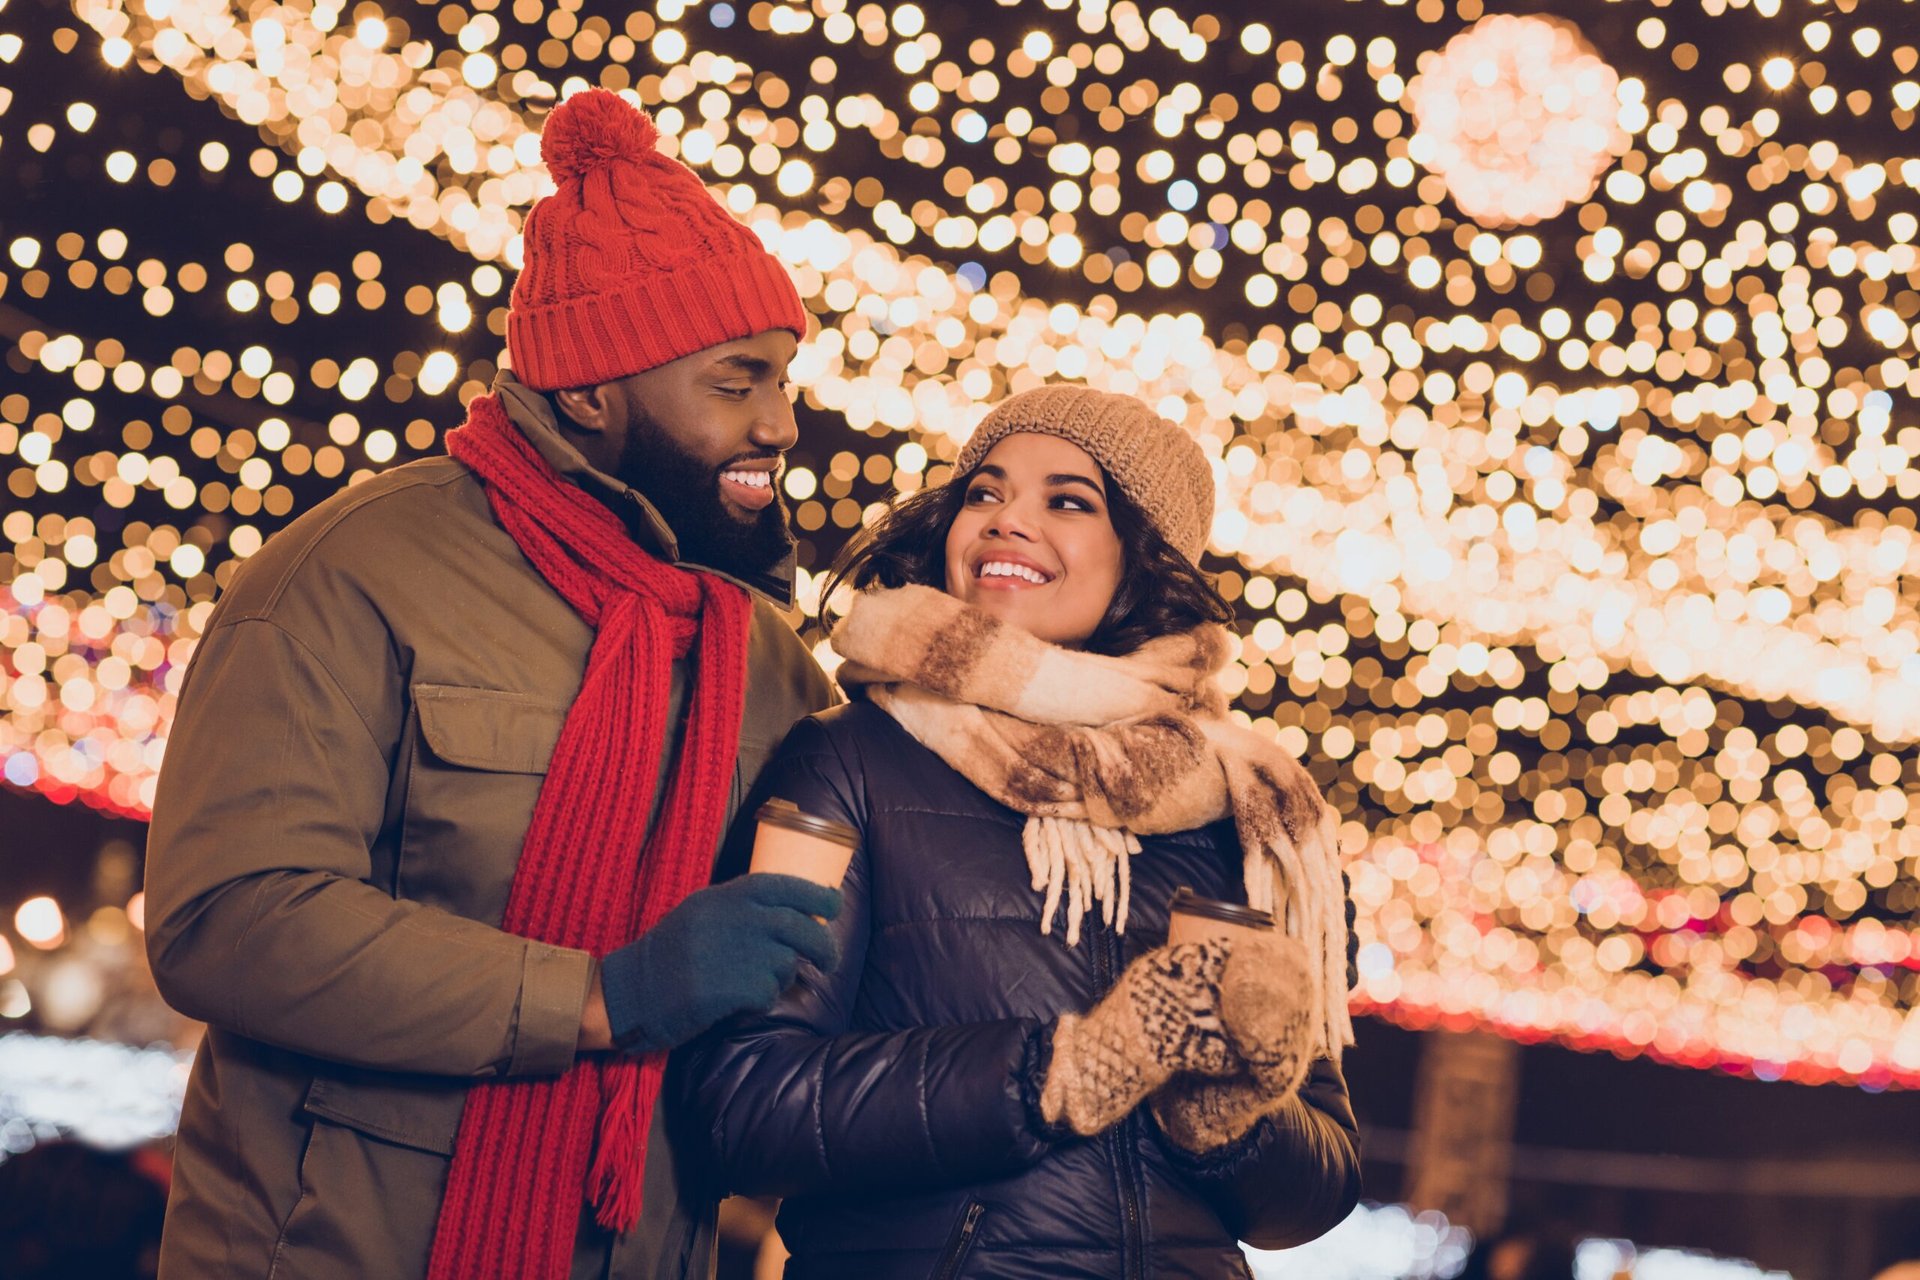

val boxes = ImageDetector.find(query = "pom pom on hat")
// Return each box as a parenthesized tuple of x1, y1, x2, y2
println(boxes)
(540, 88, 660, 184)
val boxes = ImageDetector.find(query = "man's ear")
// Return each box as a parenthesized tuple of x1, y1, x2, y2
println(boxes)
(552, 383, 618, 435)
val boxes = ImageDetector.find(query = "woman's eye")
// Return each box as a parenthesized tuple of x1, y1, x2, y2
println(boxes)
(1053, 495, 1094, 512)
(965, 486, 1000, 504)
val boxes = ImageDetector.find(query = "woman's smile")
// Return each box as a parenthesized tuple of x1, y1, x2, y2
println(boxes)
(970, 551, 1057, 588)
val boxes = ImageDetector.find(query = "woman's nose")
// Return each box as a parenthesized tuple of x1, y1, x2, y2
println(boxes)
(983, 502, 1040, 541)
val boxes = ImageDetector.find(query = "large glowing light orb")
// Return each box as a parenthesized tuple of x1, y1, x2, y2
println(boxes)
(1406, 15, 1629, 227)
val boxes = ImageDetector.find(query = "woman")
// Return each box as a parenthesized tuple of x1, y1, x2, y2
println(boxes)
(683, 385, 1359, 1277)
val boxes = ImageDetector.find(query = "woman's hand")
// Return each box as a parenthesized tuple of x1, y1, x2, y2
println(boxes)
(1039, 939, 1241, 1137)
(1150, 934, 1317, 1154)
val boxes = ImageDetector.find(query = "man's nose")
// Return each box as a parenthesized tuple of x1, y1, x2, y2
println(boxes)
(749, 393, 799, 453)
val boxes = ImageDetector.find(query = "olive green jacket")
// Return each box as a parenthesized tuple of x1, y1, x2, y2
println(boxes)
(145, 378, 833, 1279)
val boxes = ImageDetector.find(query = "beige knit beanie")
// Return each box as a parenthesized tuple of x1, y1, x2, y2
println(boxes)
(955, 385, 1215, 563)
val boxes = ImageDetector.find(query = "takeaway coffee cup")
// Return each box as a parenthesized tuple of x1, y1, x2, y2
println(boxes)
(749, 798, 858, 892)
(1166, 886, 1275, 950)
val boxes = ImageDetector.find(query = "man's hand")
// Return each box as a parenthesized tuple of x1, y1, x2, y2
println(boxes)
(594, 874, 843, 1055)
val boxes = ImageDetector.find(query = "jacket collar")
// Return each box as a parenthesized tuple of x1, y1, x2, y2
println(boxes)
(492, 371, 797, 608)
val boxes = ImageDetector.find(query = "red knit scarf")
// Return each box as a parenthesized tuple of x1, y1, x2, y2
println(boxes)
(426, 395, 751, 1279)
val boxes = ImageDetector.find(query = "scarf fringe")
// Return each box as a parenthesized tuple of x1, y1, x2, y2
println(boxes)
(1248, 808, 1355, 1057)
(586, 1061, 652, 1233)
(1024, 817, 1142, 948)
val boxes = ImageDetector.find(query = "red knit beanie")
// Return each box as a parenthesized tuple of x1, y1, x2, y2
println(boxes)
(507, 89, 808, 391)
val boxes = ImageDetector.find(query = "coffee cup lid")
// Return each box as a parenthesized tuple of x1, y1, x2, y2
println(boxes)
(1168, 886, 1274, 929)
(757, 797, 860, 850)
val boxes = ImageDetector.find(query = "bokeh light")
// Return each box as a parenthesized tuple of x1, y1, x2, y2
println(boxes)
(14, 897, 67, 950)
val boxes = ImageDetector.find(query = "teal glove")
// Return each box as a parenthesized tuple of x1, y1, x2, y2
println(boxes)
(600, 874, 842, 1054)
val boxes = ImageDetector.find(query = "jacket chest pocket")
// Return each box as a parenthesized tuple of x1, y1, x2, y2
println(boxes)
(398, 683, 570, 924)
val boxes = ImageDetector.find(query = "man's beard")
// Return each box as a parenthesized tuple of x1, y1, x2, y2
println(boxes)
(615, 409, 793, 579)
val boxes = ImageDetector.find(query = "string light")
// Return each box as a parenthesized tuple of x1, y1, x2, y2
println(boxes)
(3, 0, 1918, 1088)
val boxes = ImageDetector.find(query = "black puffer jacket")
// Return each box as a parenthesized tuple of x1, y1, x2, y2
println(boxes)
(681, 701, 1360, 1279)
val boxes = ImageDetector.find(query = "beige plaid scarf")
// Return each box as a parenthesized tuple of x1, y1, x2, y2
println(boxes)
(832, 585, 1353, 1058)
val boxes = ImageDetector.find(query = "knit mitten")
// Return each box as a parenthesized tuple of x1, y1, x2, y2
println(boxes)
(1150, 934, 1317, 1154)
(1040, 940, 1238, 1137)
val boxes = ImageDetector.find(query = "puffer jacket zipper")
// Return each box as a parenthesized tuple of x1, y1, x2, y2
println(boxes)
(1088, 913, 1147, 1280)
(932, 1200, 986, 1280)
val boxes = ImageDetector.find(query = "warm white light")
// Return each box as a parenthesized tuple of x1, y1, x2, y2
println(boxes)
(462, 52, 497, 88)
(15, 896, 66, 948)
(776, 158, 814, 196)
(364, 430, 397, 463)
(417, 350, 459, 395)
(651, 28, 687, 63)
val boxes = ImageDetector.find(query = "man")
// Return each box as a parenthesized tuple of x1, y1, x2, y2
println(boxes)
(144, 89, 839, 1279)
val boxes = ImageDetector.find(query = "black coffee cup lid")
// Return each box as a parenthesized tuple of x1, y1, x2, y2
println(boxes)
(1168, 886, 1274, 929)
(757, 797, 860, 850)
